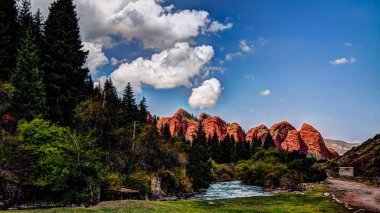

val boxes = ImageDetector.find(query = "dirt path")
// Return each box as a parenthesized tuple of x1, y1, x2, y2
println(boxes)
(327, 178, 380, 212)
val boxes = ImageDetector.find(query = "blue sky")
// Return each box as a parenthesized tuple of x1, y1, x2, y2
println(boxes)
(34, 0, 380, 142)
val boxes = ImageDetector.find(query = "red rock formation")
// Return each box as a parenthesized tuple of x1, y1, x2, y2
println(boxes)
(270, 121, 296, 148)
(199, 113, 210, 121)
(281, 130, 308, 154)
(227, 123, 245, 142)
(328, 148, 340, 158)
(185, 120, 200, 141)
(202, 116, 228, 140)
(246, 124, 269, 144)
(156, 117, 170, 133)
(299, 123, 333, 159)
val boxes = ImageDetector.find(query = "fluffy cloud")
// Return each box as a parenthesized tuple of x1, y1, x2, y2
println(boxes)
(239, 40, 253, 52)
(32, 0, 232, 50)
(344, 42, 352, 47)
(329, 57, 356, 65)
(225, 52, 243, 61)
(83, 42, 109, 75)
(188, 78, 222, 109)
(258, 90, 271, 96)
(206, 21, 233, 33)
(109, 42, 214, 93)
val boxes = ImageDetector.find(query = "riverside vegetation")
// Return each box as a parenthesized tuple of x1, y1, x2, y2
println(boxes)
(0, 0, 336, 210)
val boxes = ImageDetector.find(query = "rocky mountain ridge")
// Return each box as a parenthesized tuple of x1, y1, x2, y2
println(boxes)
(323, 139, 360, 155)
(157, 108, 338, 159)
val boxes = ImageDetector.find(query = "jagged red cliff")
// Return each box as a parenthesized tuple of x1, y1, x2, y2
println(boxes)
(156, 108, 337, 159)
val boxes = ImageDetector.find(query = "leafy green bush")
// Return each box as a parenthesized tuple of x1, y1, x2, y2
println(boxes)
(211, 160, 234, 182)
(235, 148, 326, 190)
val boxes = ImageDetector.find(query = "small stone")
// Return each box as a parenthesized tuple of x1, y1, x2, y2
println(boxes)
(323, 192, 330, 197)
(208, 201, 216, 206)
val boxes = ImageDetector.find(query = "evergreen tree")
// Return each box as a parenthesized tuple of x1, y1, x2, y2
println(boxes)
(162, 124, 171, 141)
(187, 126, 211, 189)
(230, 136, 237, 162)
(235, 140, 243, 162)
(0, 0, 19, 81)
(103, 78, 122, 127)
(138, 96, 148, 123)
(18, 0, 33, 37)
(219, 135, 231, 163)
(263, 134, 275, 149)
(43, 0, 91, 125)
(251, 138, 261, 156)
(122, 82, 138, 124)
(11, 30, 46, 120)
(242, 141, 251, 160)
(208, 132, 221, 163)
(32, 9, 44, 53)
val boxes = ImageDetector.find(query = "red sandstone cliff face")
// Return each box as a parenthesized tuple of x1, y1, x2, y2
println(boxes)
(227, 123, 245, 142)
(270, 121, 296, 148)
(202, 116, 228, 140)
(185, 120, 200, 140)
(199, 113, 210, 121)
(156, 109, 335, 159)
(299, 123, 333, 159)
(246, 124, 269, 144)
(281, 130, 308, 154)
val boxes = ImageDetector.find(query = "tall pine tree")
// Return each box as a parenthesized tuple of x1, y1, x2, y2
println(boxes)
(0, 0, 18, 81)
(138, 96, 148, 123)
(32, 9, 44, 54)
(43, 0, 91, 124)
(122, 82, 138, 124)
(18, 0, 33, 38)
(263, 134, 275, 149)
(187, 126, 211, 189)
(11, 30, 46, 120)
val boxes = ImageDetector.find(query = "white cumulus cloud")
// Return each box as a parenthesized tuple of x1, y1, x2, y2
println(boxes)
(32, 0, 232, 50)
(188, 78, 222, 109)
(329, 57, 356, 65)
(83, 42, 109, 75)
(205, 21, 233, 33)
(239, 40, 253, 52)
(258, 90, 271, 96)
(109, 42, 214, 93)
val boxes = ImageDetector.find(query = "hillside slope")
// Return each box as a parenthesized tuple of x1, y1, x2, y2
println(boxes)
(326, 134, 380, 177)
(324, 139, 360, 155)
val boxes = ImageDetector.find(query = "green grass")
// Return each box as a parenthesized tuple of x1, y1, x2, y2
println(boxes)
(3, 184, 347, 213)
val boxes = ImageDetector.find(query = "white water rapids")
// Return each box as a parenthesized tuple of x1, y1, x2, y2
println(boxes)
(192, 181, 272, 200)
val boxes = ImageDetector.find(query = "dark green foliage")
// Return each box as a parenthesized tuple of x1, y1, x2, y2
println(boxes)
(11, 30, 46, 120)
(235, 148, 326, 190)
(263, 134, 275, 149)
(18, 0, 33, 37)
(208, 132, 221, 163)
(219, 135, 232, 163)
(162, 124, 171, 141)
(32, 9, 44, 55)
(43, 0, 91, 125)
(187, 128, 211, 189)
(0, 0, 19, 81)
(122, 82, 139, 124)
(138, 96, 148, 123)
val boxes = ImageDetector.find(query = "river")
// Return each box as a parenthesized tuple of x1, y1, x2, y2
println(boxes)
(192, 181, 272, 200)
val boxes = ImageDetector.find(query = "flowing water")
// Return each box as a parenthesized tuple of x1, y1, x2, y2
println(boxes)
(192, 181, 272, 200)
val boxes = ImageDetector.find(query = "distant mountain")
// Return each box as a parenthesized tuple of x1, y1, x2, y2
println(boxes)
(324, 139, 360, 155)
(157, 108, 338, 159)
(325, 134, 380, 177)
